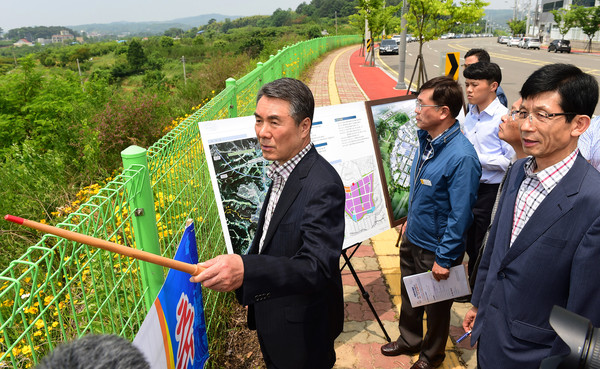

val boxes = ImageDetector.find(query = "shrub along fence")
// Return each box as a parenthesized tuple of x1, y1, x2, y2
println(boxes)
(0, 35, 361, 368)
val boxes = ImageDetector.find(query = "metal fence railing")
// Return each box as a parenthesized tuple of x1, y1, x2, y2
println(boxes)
(0, 35, 361, 368)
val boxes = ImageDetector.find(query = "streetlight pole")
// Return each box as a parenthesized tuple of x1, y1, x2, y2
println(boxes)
(395, 0, 408, 90)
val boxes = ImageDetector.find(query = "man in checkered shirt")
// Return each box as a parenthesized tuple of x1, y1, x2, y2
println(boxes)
(462, 63, 600, 369)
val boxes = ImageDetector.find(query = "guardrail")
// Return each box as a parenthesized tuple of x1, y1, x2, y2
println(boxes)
(0, 35, 361, 368)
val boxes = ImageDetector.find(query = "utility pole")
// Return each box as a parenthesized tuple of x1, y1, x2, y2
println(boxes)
(395, 0, 408, 90)
(76, 58, 85, 92)
(335, 11, 338, 36)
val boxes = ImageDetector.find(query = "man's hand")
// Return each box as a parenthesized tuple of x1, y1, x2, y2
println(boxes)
(431, 261, 450, 281)
(463, 306, 478, 332)
(189, 254, 244, 292)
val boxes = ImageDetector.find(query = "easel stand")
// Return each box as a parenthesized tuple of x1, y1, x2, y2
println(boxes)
(341, 242, 391, 342)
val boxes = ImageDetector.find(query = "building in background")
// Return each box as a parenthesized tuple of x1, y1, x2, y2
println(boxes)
(531, 0, 600, 43)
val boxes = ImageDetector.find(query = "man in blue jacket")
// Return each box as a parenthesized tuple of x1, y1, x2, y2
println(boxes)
(381, 76, 481, 369)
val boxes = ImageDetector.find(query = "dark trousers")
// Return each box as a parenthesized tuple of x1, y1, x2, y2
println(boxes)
(466, 183, 499, 284)
(397, 235, 463, 367)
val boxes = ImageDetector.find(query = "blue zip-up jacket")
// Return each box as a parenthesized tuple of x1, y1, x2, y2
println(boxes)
(405, 120, 482, 268)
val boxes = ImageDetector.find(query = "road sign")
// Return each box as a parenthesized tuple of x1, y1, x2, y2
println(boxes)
(367, 38, 373, 52)
(445, 52, 460, 80)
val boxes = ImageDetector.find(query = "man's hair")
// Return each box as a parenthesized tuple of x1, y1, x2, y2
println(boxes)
(35, 334, 150, 369)
(463, 62, 502, 87)
(520, 63, 599, 120)
(464, 48, 490, 63)
(419, 76, 464, 118)
(256, 78, 315, 125)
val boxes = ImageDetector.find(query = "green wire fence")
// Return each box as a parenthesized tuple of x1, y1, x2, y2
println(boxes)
(0, 35, 361, 368)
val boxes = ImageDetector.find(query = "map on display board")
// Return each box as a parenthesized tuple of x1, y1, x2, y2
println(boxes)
(199, 97, 418, 255)
(365, 95, 419, 226)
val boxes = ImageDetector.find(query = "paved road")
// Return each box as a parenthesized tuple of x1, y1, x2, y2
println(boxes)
(378, 37, 600, 116)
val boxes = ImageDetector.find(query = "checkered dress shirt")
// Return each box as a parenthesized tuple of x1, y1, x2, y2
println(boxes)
(510, 149, 578, 246)
(259, 143, 313, 253)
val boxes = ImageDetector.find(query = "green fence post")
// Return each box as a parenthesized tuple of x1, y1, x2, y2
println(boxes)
(121, 145, 164, 310)
(256, 62, 264, 88)
(226, 78, 238, 118)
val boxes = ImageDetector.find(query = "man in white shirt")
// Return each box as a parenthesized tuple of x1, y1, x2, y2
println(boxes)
(460, 62, 514, 294)
(578, 115, 600, 171)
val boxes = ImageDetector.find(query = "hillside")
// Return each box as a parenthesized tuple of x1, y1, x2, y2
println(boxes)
(71, 13, 242, 35)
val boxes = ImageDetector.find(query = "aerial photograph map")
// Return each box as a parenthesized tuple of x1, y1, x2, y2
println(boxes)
(209, 137, 269, 255)
(369, 98, 419, 223)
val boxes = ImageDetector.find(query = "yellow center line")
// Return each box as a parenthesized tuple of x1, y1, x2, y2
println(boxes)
(328, 49, 344, 105)
(376, 52, 419, 91)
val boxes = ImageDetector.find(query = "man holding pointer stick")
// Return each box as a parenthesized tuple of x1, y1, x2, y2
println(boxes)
(191, 78, 346, 369)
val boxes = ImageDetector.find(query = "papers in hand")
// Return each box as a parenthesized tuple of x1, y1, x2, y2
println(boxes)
(403, 264, 471, 307)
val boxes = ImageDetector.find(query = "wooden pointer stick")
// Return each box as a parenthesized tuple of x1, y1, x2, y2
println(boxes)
(4, 214, 204, 276)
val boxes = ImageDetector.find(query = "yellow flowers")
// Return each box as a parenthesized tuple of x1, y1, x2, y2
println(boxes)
(23, 306, 38, 315)
(34, 320, 45, 329)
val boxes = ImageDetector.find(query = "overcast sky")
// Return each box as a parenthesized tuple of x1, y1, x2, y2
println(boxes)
(1, 0, 511, 32)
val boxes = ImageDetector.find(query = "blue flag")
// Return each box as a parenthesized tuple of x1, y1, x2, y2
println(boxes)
(134, 222, 209, 369)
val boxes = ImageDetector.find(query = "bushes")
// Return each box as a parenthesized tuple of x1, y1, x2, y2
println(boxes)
(92, 92, 170, 168)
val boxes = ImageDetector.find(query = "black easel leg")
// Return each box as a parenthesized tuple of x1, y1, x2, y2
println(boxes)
(342, 248, 392, 342)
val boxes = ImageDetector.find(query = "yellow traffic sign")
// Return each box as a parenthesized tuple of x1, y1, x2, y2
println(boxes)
(367, 38, 373, 52)
(445, 52, 460, 80)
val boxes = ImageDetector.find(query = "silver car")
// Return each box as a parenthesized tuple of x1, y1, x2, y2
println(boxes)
(523, 38, 540, 50)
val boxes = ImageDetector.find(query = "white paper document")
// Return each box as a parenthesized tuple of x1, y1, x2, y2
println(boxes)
(403, 265, 471, 307)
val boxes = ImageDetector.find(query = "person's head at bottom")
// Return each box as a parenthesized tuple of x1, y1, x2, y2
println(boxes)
(35, 334, 150, 369)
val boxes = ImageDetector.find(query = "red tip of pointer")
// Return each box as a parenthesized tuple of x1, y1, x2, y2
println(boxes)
(4, 215, 25, 224)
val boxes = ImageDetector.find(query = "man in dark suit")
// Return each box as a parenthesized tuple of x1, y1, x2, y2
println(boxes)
(191, 78, 345, 369)
(462, 64, 600, 369)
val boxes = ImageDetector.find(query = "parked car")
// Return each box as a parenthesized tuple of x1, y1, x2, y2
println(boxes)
(391, 35, 402, 44)
(518, 37, 529, 48)
(379, 39, 399, 55)
(507, 37, 521, 47)
(548, 39, 571, 53)
(523, 37, 541, 49)
(498, 35, 510, 44)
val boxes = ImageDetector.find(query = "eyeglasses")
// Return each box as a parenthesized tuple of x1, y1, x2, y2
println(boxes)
(510, 110, 576, 123)
(416, 102, 443, 111)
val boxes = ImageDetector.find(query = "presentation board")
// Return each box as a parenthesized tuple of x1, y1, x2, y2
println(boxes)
(199, 96, 418, 255)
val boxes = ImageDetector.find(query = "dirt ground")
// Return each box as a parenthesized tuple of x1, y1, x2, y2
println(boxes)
(212, 304, 266, 369)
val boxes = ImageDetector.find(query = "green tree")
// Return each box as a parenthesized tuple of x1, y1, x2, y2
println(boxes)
(507, 18, 526, 35)
(551, 8, 576, 39)
(355, 0, 401, 65)
(296, 2, 317, 16)
(126, 38, 146, 72)
(160, 36, 174, 48)
(571, 5, 600, 52)
(404, 0, 487, 86)
(164, 27, 184, 38)
(271, 8, 293, 27)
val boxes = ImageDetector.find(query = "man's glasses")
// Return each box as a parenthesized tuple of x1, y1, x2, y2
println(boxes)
(416, 102, 443, 111)
(510, 110, 576, 123)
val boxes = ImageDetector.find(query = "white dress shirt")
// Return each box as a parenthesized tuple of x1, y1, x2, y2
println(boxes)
(463, 97, 514, 184)
(578, 115, 600, 172)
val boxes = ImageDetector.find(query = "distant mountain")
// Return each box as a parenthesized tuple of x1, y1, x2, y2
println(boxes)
(483, 9, 514, 29)
(71, 13, 242, 36)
